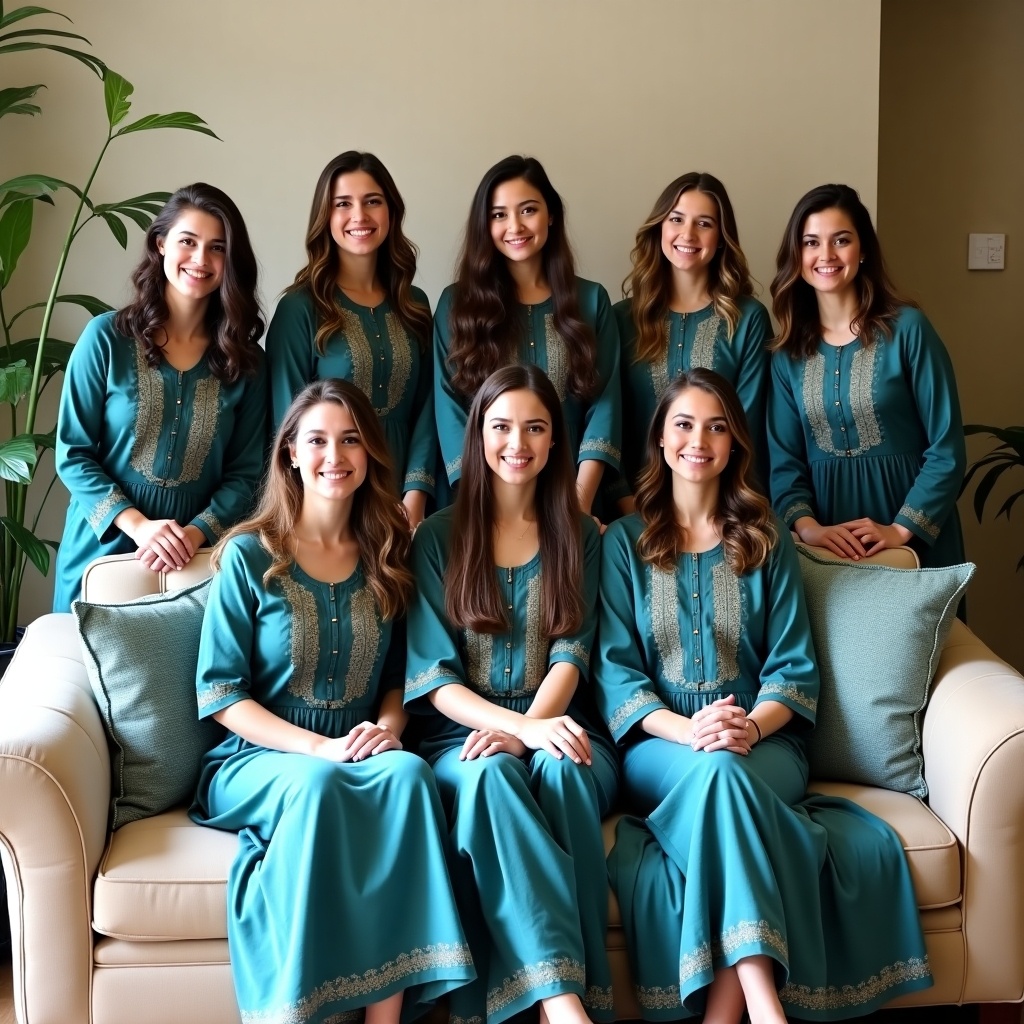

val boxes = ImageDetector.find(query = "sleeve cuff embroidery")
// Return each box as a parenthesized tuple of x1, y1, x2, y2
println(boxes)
(405, 664, 460, 698)
(549, 639, 590, 669)
(782, 502, 815, 526)
(757, 681, 817, 714)
(88, 487, 130, 532)
(897, 503, 941, 541)
(608, 690, 665, 737)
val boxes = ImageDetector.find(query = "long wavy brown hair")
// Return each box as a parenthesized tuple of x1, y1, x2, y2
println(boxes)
(770, 183, 912, 359)
(623, 172, 754, 365)
(446, 364, 584, 636)
(214, 379, 413, 619)
(288, 151, 431, 353)
(115, 183, 264, 382)
(446, 155, 598, 401)
(635, 369, 776, 575)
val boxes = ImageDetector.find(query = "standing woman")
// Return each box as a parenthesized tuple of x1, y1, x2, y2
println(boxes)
(434, 155, 621, 519)
(266, 151, 436, 529)
(595, 370, 930, 1023)
(407, 364, 619, 1024)
(54, 183, 267, 611)
(191, 379, 474, 1024)
(768, 183, 966, 567)
(613, 171, 772, 511)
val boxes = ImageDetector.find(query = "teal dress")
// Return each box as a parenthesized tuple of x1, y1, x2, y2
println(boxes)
(190, 534, 474, 1024)
(610, 296, 771, 498)
(433, 278, 621, 489)
(53, 312, 267, 611)
(266, 286, 437, 496)
(594, 515, 931, 1020)
(405, 508, 620, 1023)
(768, 306, 966, 568)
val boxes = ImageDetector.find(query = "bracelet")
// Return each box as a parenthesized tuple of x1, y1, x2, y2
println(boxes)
(750, 719, 762, 744)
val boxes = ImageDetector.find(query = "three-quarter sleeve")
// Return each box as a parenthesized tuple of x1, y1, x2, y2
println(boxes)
(594, 521, 668, 742)
(265, 289, 317, 437)
(432, 287, 469, 486)
(768, 352, 818, 527)
(577, 283, 622, 471)
(753, 530, 819, 727)
(56, 318, 133, 540)
(548, 517, 600, 677)
(892, 310, 967, 547)
(404, 323, 438, 497)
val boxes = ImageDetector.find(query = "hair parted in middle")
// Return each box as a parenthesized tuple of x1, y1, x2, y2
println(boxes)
(446, 363, 584, 638)
(624, 171, 754, 365)
(770, 182, 911, 360)
(635, 368, 777, 576)
(213, 378, 413, 620)
(288, 150, 431, 354)
(446, 154, 599, 401)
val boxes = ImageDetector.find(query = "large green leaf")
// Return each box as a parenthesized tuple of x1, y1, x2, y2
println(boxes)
(0, 436, 37, 484)
(102, 68, 133, 127)
(0, 26, 89, 44)
(114, 111, 219, 140)
(0, 83, 43, 119)
(100, 210, 128, 248)
(0, 516, 49, 576)
(93, 192, 170, 233)
(996, 487, 1024, 521)
(9, 292, 113, 326)
(0, 173, 87, 210)
(0, 338, 74, 374)
(30, 427, 56, 451)
(0, 360, 31, 404)
(0, 7, 73, 29)
(0, 197, 32, 288)
(965, 424, 1024, 459)
(972, 461, 1019, 522)
(0, 40, 104, 76)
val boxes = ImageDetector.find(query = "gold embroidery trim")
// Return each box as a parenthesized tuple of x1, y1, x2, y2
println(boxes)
(648, 318, 671, 398)
(584, 985, 615, 1012)
(758, 681, 817, 713)
(129, 343, 165, 483)
(382, 311, 412, 416)
(446, 455, 462, 476)
(649, 565, 684, 685)
(88, 486, 129, 531)
(196, 509, 224, 539)
(240, 942, 474, 1024)
(543, 313, 568, 402)
(340, 307, 374, 404)
(523, 572, 546, 694)
(711, 561, 741, 684)
(465, 627, 495, 695)
(403, 469, 435, 488)
(608, 690, 663, 737)
(197, 680, 240, 712)
(680, 919, 789, 985)
(849, 343, 883, 453)
(778, 956, 931, 1012)
(802, 351, 833, 455)
(405, 664, 457, 696)
(343, 586, 380, 705)
(579, 438, 622, 462)
(486, 956, 586, 1018)
(690, 313, 722, 370)
(897, 503, 941, 540)
(178, 374, 221, 483)
(550, 639, 590, 669)
(279, 575, 324, 708)
(636, 984, 682, 1011)
(782, 502, 815, 525)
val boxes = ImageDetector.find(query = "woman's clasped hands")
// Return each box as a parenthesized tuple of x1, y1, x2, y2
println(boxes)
(312, 721, 403, 763)
(689, 694, 756, 755)
(459, 715, 593, 765)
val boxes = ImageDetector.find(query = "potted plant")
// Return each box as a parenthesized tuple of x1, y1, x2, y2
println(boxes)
(962, 424, 1024, 571)
(0, 2, 217, 646)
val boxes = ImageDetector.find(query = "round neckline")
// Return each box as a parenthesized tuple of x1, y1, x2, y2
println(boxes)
(497, 548, 541, 574)
(291, 558, 363, 590)
(518, 294, 553, 311)
(667, 300, 714, 318)
(819, 335, 862, 351)
(680, 540, 724, 558)
(335, 287, 389, 314)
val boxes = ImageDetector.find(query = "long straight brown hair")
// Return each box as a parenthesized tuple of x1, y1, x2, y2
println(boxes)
(770, 183, 911, 359)
(445, 155, 599, 401)
(446, 364, 584, 636)
(624, 172, 754, 364)
(288, 151, 431, 353)
(214, 379, 413, 619)
(635, 369, 776, 575)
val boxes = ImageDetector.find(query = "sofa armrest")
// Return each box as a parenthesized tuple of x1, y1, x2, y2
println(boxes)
(0, 612, 111, 1024)
(922, 620, 1024, 1003)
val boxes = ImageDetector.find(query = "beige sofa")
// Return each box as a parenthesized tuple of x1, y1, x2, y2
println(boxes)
(1, 549, 1024, 1024)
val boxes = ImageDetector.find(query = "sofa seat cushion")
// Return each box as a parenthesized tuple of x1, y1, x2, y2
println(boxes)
(93, 809, 235, 941)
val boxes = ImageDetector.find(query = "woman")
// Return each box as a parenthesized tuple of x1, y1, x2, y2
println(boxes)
(434, 155, 621, 520)
(406, 364, 619, 1024)
(595, 370, 931, 1023)
(54, 183, 267, 611)
(266, 151, 436, 529)
(612, 171, 771, 510)
(191, 379, 474, 1024)
(768, 183, 966, 568)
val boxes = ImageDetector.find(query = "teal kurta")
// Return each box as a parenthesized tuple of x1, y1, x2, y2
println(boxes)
(768, 306, 966, 568)
(594, 515, 931, 1020)
(610, 295, 771, 498)
(190, 533, 474, 1024)
(405, 508, 620, 1023)
(433, 278, 621, 488)
(54, 311, 267, 612)
(266, 286, 437, 496)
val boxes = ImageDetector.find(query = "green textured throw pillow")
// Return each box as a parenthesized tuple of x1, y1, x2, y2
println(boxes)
(74, 580, 221, 830)
(797, 548, 974, 798)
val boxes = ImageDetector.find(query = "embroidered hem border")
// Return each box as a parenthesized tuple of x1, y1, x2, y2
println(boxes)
(486, 957, 586, 1018)
(779, 956, 931, 1012)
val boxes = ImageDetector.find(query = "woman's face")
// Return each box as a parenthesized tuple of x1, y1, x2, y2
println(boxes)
(660, 387, 732, 484)
(288, 401, 368, 501)
(329, 170, 391, 258)
(799, 206, 862, 297)
(488, 177, 552, 264)
(660, 189, 721, 274)
(157, 208, 226, 303)
(481, 387, 553, 487)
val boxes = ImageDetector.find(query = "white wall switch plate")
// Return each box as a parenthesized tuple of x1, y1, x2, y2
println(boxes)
(968, 233, 1006, 270)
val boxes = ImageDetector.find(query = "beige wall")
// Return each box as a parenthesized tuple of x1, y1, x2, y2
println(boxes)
(878, 0, 1024, 671)
(2, 0, 882, 619)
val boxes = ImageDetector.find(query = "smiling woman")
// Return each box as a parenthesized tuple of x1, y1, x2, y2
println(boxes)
(52, 183, 268, 611)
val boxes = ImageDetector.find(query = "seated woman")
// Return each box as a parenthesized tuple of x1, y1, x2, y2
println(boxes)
(595, 368, 931, 1023)
(190, 379, 474, 1024)
(54, 183, 267, 611)
(406, 364, 619, 1024)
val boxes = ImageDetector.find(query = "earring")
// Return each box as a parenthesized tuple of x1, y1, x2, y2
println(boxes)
(659, 441, 664, 448)
(291, 461, 299, 469)
(859, 258, 865, 264)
